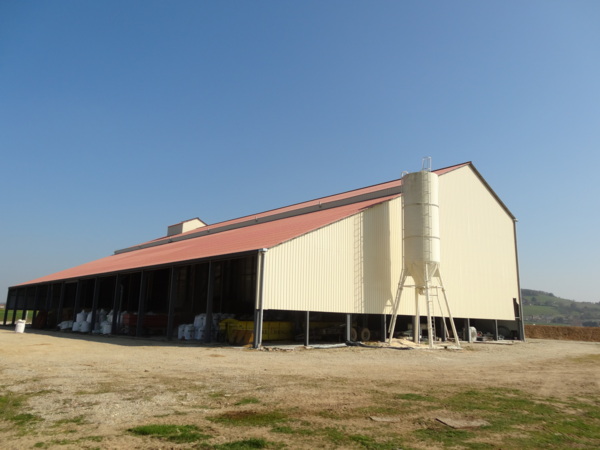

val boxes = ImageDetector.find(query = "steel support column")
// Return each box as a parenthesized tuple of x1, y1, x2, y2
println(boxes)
(56, 283, 66, 326)
(45, 284, 53, 312)
(20, 287, 29, 321)
(136, 272, 147, 338)
(166, 267, 178, 340)
(253, 249, 267, 349)
(90, 278, 100, 333)
(31, 285, 42, 324)
(345, 314, 352, 342)
(205, 262, 214, 343)
(440, 317, 447, 342)
(111, 275, 121, 335)
(465, 318, 472, 343)
(11, 289, 21, 325)
(73, 281, 82, 322)
(304, 311, 310, 347)
(2, 289, 10, 326)
(517, 299, 526, 342)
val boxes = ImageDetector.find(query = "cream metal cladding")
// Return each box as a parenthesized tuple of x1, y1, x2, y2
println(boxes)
(437, 166, 518, 320)
(262, 164, 519, 320)
(262, 198, 403, 314)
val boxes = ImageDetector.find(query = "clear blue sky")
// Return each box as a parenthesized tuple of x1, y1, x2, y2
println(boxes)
(1, 1, 599, 303)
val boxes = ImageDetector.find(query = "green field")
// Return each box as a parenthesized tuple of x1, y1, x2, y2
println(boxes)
(524, 305, 560, 316)
(522, 289, 600, 326)
(0, 310, 33, 324)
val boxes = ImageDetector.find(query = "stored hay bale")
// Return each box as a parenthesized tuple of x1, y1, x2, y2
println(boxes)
(525, 325, 600, 342)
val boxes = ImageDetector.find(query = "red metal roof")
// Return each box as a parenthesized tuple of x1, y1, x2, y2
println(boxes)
(16, 162, 471, 287)
(19, 194, 399, 285)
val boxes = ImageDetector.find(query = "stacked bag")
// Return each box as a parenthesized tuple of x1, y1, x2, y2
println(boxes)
(62, 309, 113, 334)
(177, 313, 234, 341)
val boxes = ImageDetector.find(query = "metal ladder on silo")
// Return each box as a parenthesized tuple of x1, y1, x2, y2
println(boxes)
(426, 287, 437, 343)
(427, 286, 454, 342)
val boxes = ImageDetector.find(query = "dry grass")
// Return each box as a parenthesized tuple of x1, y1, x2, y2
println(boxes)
(1, 330, 599, 448)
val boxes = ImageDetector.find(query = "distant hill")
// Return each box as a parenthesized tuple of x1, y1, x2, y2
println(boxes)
(521, 289, 600, 326)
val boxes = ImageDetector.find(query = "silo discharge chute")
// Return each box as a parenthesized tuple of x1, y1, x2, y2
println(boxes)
(388, 157, 461, 349)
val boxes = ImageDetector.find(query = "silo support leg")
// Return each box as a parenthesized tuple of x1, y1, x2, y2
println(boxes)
(413, 288, 420, 344)
(387, 271, 407, 344)
(425, 276, 434, 349)
(438, 275, 461, 349)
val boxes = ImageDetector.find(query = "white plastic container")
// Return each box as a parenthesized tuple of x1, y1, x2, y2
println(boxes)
(463, 326, 477, 342)
(15, 320, 26, 333)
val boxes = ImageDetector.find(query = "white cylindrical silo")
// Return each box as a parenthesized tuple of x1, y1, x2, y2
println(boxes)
(402, 169, 440, 287)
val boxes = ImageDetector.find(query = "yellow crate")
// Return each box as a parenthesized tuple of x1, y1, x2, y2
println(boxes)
(219, 318, 238, 331)
(263, 321, 294, 340)
(220, 320, 294, 342)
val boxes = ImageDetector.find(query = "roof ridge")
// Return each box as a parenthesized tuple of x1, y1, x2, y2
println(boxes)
(118, 161, 471, 252)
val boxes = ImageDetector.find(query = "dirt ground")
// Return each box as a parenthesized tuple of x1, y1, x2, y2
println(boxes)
(1, 328, 599, 449)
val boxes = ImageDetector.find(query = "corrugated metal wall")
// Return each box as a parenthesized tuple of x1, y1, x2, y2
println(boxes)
(262, 165, 518, 320)
(438, 167, 518, 320)
(262, 199, 402, 313)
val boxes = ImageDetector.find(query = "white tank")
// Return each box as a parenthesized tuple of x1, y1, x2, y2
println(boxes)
(402, 169, 440, 287)
(15, 320, 26, 333)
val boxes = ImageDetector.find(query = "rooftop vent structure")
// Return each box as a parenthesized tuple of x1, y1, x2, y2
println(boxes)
(167, 218, 207, 237)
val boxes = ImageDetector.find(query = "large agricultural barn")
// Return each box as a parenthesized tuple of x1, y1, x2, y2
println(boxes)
(4, 162, 524, 347)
